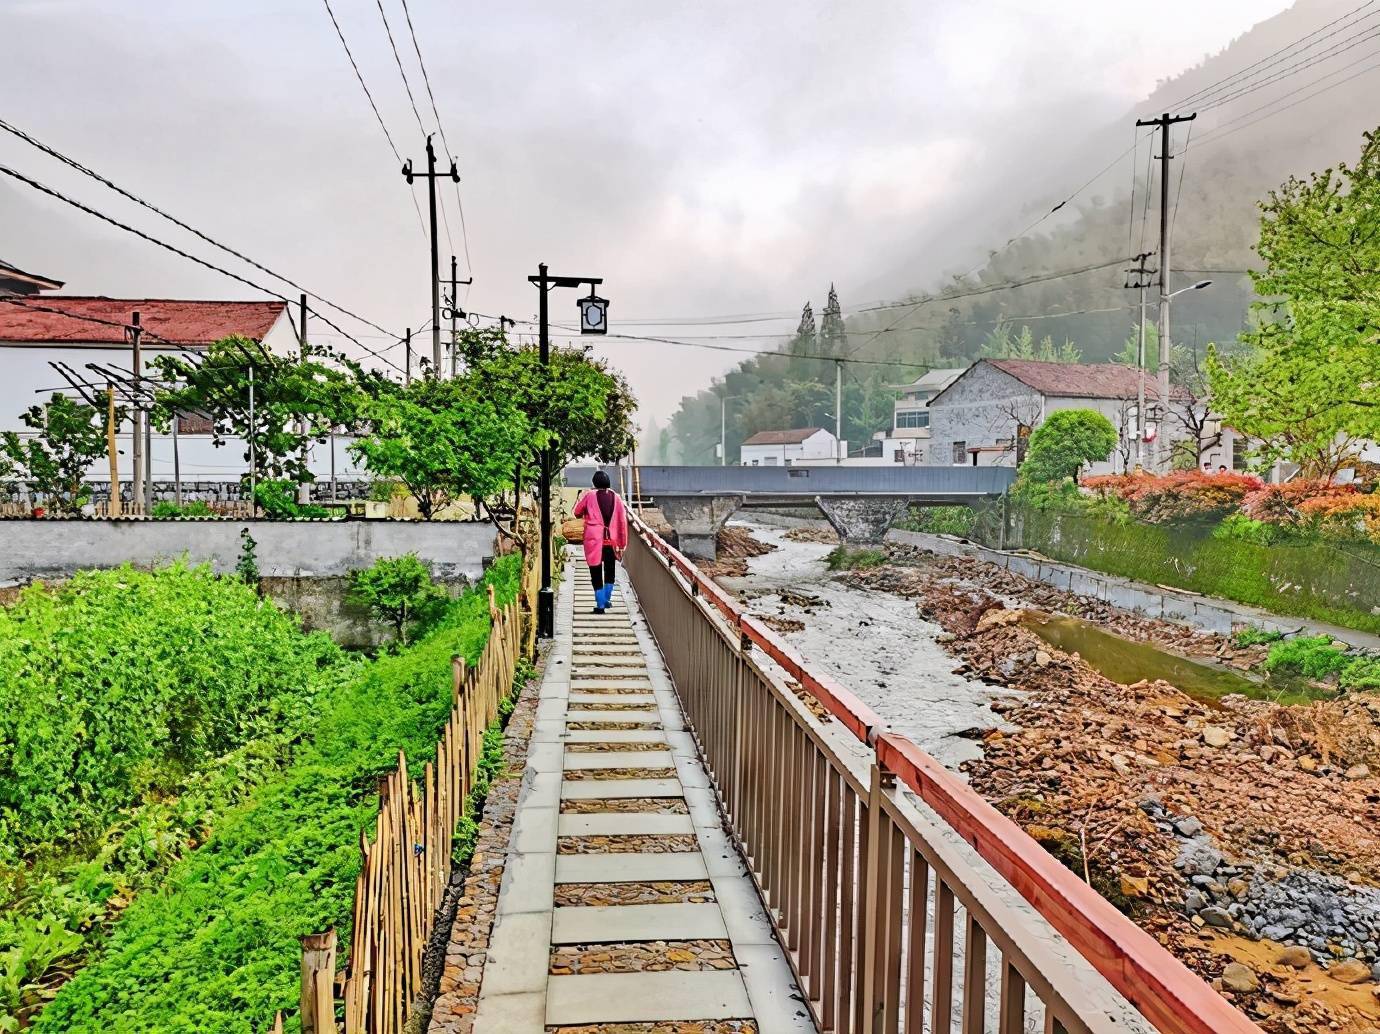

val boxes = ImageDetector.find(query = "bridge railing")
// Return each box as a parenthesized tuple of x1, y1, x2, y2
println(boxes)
(624, 515, 1260, 1034)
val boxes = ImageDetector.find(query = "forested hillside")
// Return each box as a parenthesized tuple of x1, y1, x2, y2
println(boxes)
(663, 0, 1380, 464)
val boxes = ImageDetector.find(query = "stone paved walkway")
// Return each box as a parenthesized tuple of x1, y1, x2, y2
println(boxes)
(470, 550, 814, 1032)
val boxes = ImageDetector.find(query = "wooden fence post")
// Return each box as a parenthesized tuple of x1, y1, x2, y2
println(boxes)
(300, 930, 338, 1034)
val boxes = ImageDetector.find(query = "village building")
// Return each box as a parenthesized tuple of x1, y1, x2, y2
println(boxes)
(738, 426, 841, 466)
(925, 358, 1196, 475)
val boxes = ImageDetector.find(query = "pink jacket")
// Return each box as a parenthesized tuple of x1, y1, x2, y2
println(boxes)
(572, 489, 628, 567)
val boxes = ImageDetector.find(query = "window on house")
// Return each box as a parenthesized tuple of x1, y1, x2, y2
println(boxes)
(750, 460, 759, 466)
(952, 441, 967, 465)
(895, 410, 930, 429)
(784, 458, 792, 467)
(893, 450, 905, 462)
(763, 456, 778, 466)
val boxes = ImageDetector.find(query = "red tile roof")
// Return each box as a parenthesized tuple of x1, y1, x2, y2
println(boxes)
(0, 297, 288, 346)
(982, 359, 1184, 401)
(0, 259, 64, 292)
(742, 427, 828, 446)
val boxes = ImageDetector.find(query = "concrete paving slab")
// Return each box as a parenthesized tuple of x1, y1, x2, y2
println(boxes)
(545, 971, 753, 1025)
(560, 778, 683, 800)
(496, 851, 555, 916)
(471, 990, 546, 1034)
(735, 942, 816, 1032)
(477, 910, 551, 996)
(510, 806, 557, 853)
(562, 750, 674, 770)
(563, 708, 660, 724)
(551, 902, 727, 944)
(554, 852, 709, 884)
(556, 812, 696, 837)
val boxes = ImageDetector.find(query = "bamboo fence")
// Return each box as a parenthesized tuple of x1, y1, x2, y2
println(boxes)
(286, 527, 545, 1034)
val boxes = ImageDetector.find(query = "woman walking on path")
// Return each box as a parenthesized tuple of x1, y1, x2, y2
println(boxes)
(572, 470, 628, 613)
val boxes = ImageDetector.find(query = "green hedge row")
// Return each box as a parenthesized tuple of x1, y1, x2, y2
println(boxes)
(34, 554, 521, 1034)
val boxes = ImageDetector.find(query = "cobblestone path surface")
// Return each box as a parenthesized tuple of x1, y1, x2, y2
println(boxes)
(468, 551, 813, 1033)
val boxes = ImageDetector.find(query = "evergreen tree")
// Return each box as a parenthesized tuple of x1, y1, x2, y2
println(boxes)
(819, 283, 846, 356)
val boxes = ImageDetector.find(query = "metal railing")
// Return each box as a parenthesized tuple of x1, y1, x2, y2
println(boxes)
(624, 515, 1261, 1034)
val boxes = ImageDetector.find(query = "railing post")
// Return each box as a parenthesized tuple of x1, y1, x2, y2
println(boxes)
(858, 761, 894, 1032)
(300, 930, 338, 1034)
(729, 626, 750, 824)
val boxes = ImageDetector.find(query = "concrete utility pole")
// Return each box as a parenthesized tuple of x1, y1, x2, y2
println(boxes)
(834, 359, 843, 464)
(404, 328, 412, 387)
(105, 380, 120, 516)
(1125, 253, 1156, 472)
(127, 310, 149, 510)
(444, 255, 471, 377)
(402, 135, 459, 376)
(1136, 111, 1195, 470)
(297, 294, 311, 505)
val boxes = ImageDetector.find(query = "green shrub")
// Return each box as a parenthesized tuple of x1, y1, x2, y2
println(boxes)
(34, 555, 521, 1034)
(349, 554, 448, 644)
(1214, 512, 1283, 545)
(894, 505, 976, 536)
(1233, 626, 1284, 648)
(1020, 409, 1118, 485)
(1264, 635, 1350, 679)
(253, 479, 333, 519)
(150, 500, 215, 518)
(825, 546, 887, 570)
(1341, 654, 1380, 691)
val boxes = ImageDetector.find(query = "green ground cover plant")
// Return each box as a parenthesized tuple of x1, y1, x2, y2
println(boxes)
(0, 564, 348, 1029)
(33, 554, 521, 1034)
(824, 546, 887, 570)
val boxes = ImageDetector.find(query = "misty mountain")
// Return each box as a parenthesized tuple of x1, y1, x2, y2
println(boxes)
(665, 0, 1380, 463)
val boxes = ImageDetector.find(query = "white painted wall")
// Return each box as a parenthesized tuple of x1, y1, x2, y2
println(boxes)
(739, 428, 839, 466)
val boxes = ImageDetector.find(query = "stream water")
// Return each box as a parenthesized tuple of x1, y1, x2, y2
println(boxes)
(719, 520, 1013, 770)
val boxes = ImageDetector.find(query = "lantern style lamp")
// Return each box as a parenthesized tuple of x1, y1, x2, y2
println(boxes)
(578, 293, 609, 335)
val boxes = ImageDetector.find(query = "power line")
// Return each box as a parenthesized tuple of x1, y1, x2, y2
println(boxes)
(1170, 121, 1194, 245)
(0, 162, 408, 377)
(1171, 0, 1379, 108)
(0, 116, 399, 340)
(319, 0, 427, 238)
(397, 0, 474, 279)
(1193, 22, 1380, 115)
(374, 0, 427, 138)
(1194, 50, 1380, 150)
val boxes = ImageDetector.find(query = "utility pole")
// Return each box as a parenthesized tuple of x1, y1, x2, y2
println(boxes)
(105, 381, 120, 517)
(834, 359, 843, 464)
(720, 391, 727, 467)
(128, 310, 143, 512)
(247, 362, 257, 516)
(444, 255, 472, 377)
(402, 136, 459, 375)
(528, 263, 605, 639)
(1136, 111, 1195, 470)
(404, 328, 412, 387)
(1125, 252, 1156, 472)
(297, 294, 311, 505)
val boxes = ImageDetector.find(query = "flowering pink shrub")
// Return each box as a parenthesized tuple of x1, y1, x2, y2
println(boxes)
(1081, 471, 1262, 523)
(1240, 480, 1360, 527)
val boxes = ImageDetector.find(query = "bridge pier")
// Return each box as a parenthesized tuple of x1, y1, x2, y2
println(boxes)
(656, 495, 743, 560)
(815, 495, 908, 544)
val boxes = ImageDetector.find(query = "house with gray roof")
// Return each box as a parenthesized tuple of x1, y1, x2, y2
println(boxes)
(926, 358, 1192, 474)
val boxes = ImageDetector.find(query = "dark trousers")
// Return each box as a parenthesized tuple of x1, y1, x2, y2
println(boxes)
(588, 545, 616, 590)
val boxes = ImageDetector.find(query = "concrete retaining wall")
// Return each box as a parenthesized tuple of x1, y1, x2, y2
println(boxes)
(885, 528, 1380, 649)
(0, 519, 497, 584)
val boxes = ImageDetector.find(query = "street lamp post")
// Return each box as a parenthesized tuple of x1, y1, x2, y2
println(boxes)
(719, 392, 741, 466)
(529, 263, 607, 639)
(1153, 279, 1212, 470)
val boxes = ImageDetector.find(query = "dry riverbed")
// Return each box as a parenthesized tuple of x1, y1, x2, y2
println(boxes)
(716, 521, 1380, 1034)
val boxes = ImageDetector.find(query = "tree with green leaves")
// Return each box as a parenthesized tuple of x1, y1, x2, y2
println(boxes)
(1207, 127, 1380, 479)
(980, 323, 1081, 363)
(348, 553, 447, 644)
(349, 374, 527, 519)
(1020, 408, 1118, 484)
(1, 393, 120, 513)
(458, 327, 638, 486)
(150, 335, 373, 492)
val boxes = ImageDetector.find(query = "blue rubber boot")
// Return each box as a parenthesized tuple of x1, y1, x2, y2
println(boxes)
(597, 585, 612, 610)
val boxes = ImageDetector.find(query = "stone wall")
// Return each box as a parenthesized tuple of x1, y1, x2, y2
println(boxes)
(0, 518, 497, 584)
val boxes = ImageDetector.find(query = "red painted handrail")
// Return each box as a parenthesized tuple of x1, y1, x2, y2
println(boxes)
(629, 514, 1261, 1034)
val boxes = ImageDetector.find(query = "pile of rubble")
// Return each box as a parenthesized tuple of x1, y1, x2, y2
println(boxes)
(697, 525, 777, 578)
(835, 551, 1380, 1032)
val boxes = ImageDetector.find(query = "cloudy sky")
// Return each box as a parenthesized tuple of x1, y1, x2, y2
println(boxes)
(1, 0, 1292, 417)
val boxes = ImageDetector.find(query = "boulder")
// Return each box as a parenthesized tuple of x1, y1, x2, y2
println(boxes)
(1176, 838, 1224, 877)
(1221, 962, 1259, 993)
(1200, 906, 1234, 929)
(1175, 816, 1204, 837)
(1203, 726, 1234, 748)
(1345, 764, 1371, 780)
(1275, 946, 1312, 969)
(1329, 960, 1372, 984)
